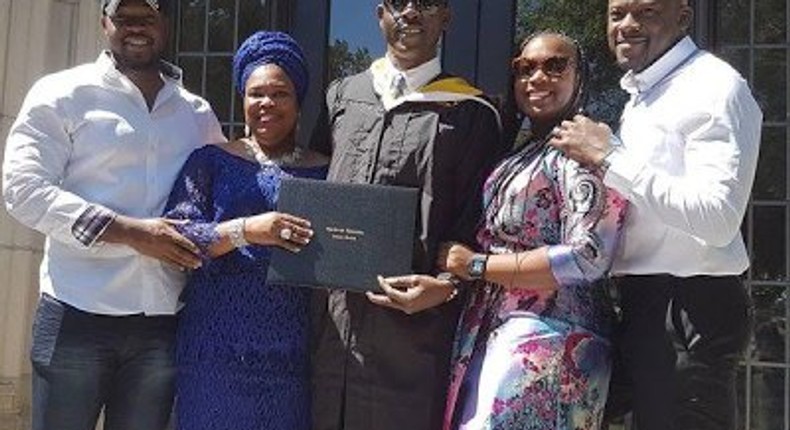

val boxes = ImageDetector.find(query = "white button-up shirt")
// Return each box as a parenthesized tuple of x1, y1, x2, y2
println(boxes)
(371, 54, 441, 109)
(605, 36, 763, 276)
(3, 52, 225, 315)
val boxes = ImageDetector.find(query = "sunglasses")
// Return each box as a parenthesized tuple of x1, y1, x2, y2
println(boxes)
(384, 0, 447, 15)
(110, 14, 160, 28)
(512, 56, 573, 79)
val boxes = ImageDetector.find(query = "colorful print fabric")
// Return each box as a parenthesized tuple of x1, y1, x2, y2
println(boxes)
(444, 143, 628, 430)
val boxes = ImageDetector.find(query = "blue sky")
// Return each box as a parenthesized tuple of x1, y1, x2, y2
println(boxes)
(330, 0, 386, 56)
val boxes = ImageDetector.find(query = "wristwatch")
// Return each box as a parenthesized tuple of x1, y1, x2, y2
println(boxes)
(436, 272, 461, 286)
(599, 135, 623, 173)
(467, 253, 488, 280)
(436, 272, 462, 302)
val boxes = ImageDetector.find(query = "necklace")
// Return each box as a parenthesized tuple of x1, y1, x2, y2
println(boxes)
(242, 137, 303, 168)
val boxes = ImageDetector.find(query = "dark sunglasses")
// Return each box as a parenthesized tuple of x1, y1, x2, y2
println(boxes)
(512, 56, 573, 79)
(384, 0, 447, 14)
(110, 14, 159, 28)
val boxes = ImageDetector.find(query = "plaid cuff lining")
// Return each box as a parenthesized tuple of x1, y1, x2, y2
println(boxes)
(71, 205, 116, 247)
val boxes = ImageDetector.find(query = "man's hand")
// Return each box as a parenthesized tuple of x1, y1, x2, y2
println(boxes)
(549, 114, 613, 167)
(366, 275, 455, 315)
(101, 215, 201, 270)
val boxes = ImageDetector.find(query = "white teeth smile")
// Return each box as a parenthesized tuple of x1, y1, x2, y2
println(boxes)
(619, 38, 647, 45)
(529, 91, 551, 100)
(126, 38, 150, 46)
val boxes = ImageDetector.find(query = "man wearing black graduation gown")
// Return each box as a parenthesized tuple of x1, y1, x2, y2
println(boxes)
(309, 1, 504, 429)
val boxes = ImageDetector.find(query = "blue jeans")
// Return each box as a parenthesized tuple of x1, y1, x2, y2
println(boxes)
(30, 294, 177, 430)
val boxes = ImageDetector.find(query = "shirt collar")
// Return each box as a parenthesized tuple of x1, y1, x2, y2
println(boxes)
(374, 54, 442, 97)
(96, 50, 184, 87)
(620, 36, 697, 95)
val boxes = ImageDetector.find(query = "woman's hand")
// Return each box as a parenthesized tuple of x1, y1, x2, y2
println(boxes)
(437, 242, 475, 280)
(244, 212, 313, 253)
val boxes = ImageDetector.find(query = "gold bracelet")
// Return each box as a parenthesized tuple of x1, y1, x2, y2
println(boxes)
(510, 253, 518, 288)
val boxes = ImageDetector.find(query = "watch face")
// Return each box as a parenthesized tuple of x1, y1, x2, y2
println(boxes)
(468, 255, 486, 278)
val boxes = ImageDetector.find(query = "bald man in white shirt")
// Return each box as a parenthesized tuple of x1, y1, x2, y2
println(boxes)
(549, 1, 761, 430)
(2, 1, 224, 429)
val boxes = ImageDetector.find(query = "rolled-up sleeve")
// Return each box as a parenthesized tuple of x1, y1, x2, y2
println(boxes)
(2, 79, 110, 249)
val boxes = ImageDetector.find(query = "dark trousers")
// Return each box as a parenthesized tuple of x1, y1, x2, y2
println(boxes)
(607, 275, 752, 430)
(30, 294, 177, 430)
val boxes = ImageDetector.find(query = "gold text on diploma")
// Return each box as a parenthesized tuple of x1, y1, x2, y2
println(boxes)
(326, 226, 366, 242)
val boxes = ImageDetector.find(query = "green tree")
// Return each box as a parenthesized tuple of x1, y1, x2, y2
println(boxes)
(516, 0, 627, 126)
(328, 39, 374, 82)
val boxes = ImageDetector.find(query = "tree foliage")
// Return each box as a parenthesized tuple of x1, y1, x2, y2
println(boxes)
(328, 39, 374, 82)
(516, 0, 627, 126)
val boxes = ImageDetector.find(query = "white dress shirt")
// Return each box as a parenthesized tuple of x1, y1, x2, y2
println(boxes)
(371, 54, 441, 109)
(3, 51, 225, 315)
(604, 37, 763, 276)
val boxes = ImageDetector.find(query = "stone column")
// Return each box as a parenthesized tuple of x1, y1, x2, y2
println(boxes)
(0, 0, 101, 424)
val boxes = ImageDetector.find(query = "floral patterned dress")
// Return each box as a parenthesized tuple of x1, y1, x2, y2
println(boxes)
(443, 141, 628, 430)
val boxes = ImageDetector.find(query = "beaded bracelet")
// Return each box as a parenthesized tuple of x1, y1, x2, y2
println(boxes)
(228, 218, 249, 248)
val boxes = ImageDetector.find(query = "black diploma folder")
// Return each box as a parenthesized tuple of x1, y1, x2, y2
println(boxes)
(266, 178, 418, 292)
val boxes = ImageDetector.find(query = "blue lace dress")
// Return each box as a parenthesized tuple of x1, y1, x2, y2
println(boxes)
(163, 145, 327, 430)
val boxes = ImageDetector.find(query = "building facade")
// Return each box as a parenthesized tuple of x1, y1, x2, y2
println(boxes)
(0, 1, 787, 429)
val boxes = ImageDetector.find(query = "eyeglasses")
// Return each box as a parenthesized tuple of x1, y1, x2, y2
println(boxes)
(384, 0, 447, 15)
(512, 56, 573, 80)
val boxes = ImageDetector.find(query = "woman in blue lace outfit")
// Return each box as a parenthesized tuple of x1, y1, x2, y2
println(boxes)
(438, 32, 628, 429)
(163, 32, 328, 430)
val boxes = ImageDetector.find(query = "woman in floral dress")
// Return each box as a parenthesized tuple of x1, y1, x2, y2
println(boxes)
(439, 31, 628, 430)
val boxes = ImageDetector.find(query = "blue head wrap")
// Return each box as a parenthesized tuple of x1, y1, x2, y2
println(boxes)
(232, 31, 309, 105)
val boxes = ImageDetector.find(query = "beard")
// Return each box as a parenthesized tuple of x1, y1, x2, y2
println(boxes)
(112, 40, 163, 73)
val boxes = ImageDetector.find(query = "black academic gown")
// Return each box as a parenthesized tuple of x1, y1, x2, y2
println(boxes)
(310, 69, 504, 430)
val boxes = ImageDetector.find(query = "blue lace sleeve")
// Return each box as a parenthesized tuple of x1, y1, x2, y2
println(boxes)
(163, 148, 220, 259)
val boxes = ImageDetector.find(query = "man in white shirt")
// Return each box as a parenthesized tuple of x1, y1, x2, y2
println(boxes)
(2, 0, 224, 429)
(549, 1, 762, 429)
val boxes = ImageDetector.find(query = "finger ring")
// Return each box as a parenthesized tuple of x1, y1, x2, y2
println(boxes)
(279, 228, 293, 241)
